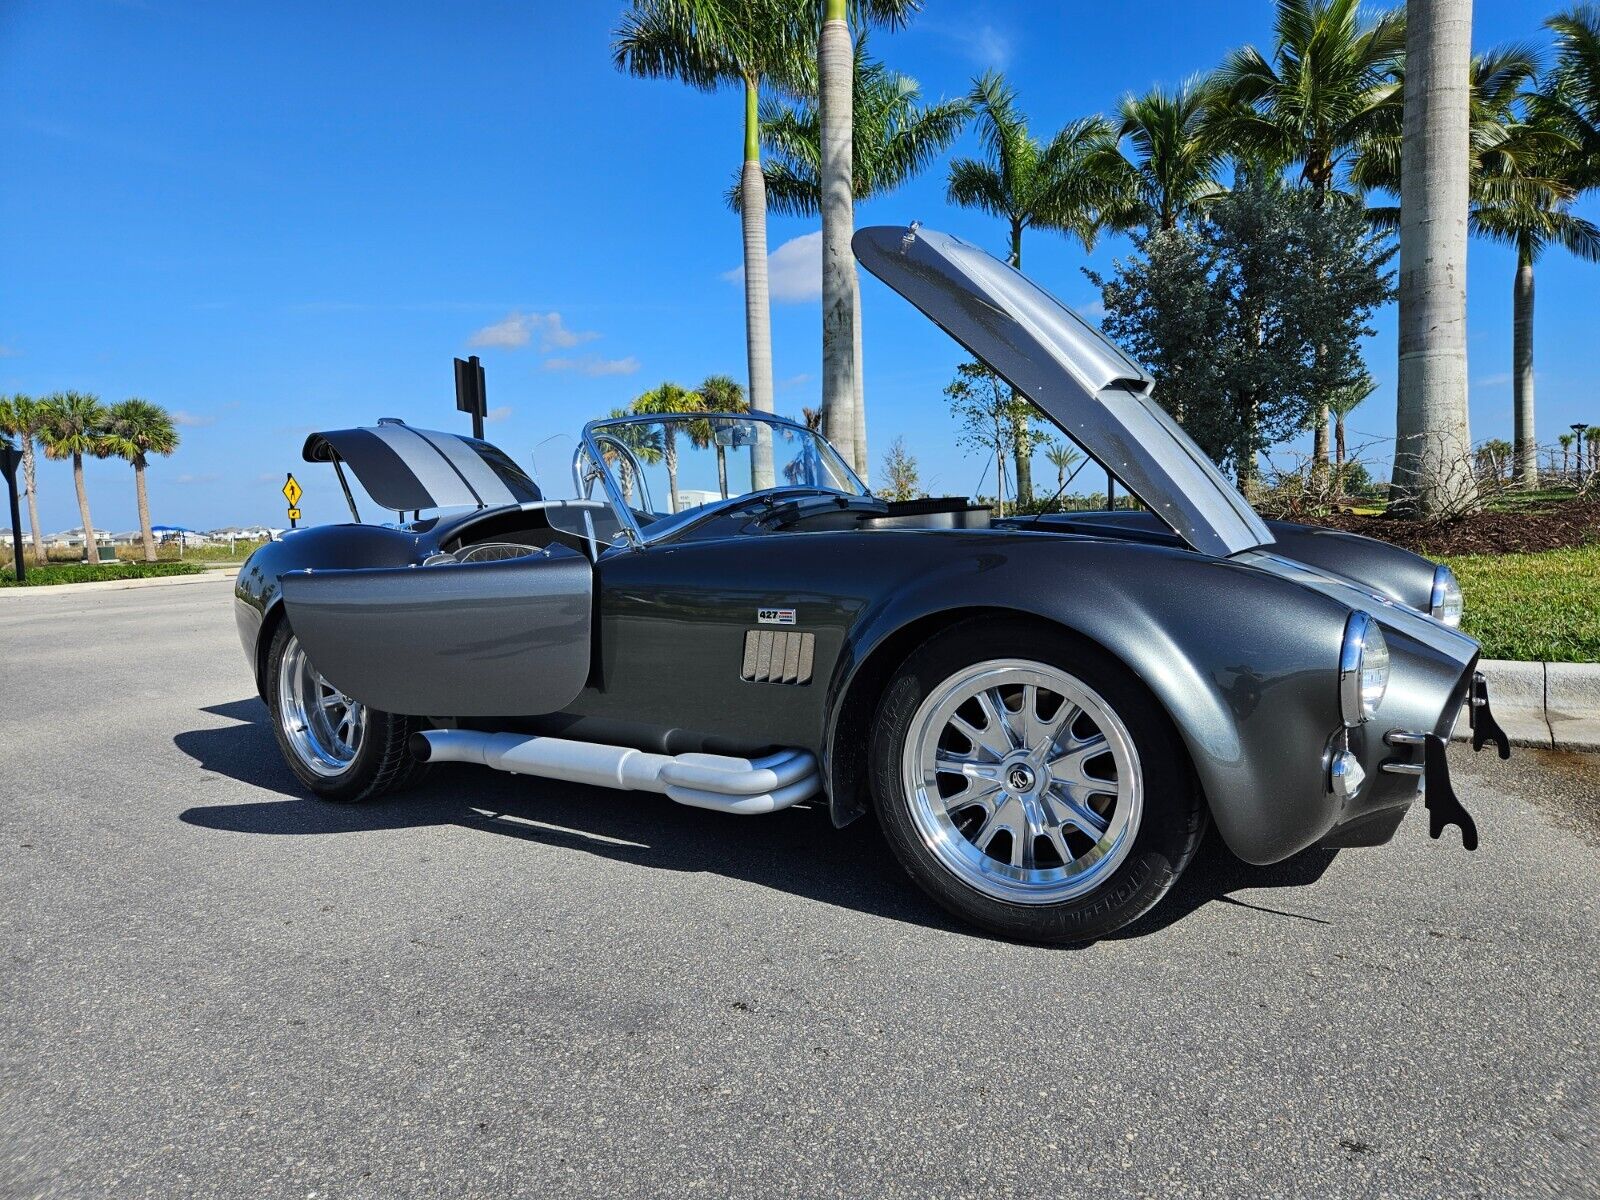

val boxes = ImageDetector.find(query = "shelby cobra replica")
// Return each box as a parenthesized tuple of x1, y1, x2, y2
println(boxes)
(234, 224, 1509, 943)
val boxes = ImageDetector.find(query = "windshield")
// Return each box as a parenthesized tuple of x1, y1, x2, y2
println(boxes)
(582, 413, 866, 542)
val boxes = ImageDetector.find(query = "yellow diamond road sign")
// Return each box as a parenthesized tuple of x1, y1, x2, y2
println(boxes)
(282, 474, 302, 507)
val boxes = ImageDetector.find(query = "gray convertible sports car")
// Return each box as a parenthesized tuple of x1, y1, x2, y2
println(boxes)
(234, 224, 1509, 943)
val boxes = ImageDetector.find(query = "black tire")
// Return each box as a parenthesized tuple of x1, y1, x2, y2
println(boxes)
(869, 619, 1205, 944)
(264, 619, 428, 802)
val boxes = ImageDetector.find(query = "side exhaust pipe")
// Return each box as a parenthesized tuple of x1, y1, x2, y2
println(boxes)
(410, 729, 820, 815)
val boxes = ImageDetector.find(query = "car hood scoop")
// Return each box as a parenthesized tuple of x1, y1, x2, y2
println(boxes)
(854, 224, 1274, 558)
(303, 421, 541, 514)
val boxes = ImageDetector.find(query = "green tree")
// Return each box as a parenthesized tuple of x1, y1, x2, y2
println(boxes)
(1044, 440, 1085, 491)
(693, 373, 749, 497)
(0, 394, 49, 566)
(1215, 0, 1405, 467)
(40, 391, 110, 565)
(103, 399, 181, 562)
(630, 381, 706, 514)
(947, 72, 1131, 505)
(1116, 77, 1226, 232)
(944, 360, 1035, 515)
(879, 435, 920, 500)
(613, 0, 809, 490)
(733, 37, 968, 477)
(601, 407, 664, 505)
(818, 0, 920, 478)
(1091, 178, 1394, 488)
(1545, 5, 1600, 183)
(1324, 371, 1375, 473)
(1558, 430, 1576, 477)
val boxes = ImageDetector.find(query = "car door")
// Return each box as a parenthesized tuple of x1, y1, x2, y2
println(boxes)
(279, 544, 593, 717)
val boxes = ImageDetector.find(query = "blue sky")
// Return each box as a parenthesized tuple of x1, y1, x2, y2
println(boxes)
(3, 0, 1596, 531)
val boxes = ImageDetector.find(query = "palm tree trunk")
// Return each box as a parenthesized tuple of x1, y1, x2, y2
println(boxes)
(1512, 243, 1537, 489)
(1393, 0, 1476, 516)
(819, 3, 857, 470)
(21, 441, 44, 566)
(664, 431, 680, 515)
(72, 452, 100, 565)
(1312, 407, 1330, 467)
(741, 77, 776, 492)
(134, 460, 155, 562)
(850, 265, 868, 480)
(716, 445, 729, 499)
(1336, 414, 1347, 468)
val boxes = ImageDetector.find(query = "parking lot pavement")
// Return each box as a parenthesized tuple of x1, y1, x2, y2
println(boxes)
(2, 578, 1596, 1200)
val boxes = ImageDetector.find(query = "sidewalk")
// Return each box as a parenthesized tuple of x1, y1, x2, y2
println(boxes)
(0, 567, 239, 596)
(1454, 659, 1599, 753)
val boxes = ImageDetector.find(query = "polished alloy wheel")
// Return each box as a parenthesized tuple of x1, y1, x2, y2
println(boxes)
(277, 634, 367, 777)
(901, 658, 1143, 905)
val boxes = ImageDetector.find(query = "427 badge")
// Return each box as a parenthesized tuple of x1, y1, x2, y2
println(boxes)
(757, 607, 797, 626)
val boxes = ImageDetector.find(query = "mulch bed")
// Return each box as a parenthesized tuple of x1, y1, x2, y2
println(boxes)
(1306, 498, 1600, 556)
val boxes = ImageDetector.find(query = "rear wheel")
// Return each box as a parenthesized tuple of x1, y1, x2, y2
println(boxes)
(870, 621, 1204, 943)
(265, 621, 427, 802)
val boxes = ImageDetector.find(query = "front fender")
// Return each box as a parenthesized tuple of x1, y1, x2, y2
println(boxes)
(823, 538, 1358, 864)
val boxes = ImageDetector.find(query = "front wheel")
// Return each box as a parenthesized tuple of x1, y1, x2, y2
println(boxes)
(870, 621, 1205, 943)
(265, 621, 427, 802)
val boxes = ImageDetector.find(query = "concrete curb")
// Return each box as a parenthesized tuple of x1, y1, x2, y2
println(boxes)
(1451, 658, 1600, 754)
(0, 568, 238, 597)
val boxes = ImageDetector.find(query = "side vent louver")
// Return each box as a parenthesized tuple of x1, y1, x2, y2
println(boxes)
(741, 630, 815, 685)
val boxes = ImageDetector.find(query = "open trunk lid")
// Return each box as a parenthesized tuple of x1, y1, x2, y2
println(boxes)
(853, 224, 1274, 558)
(303, 420, 541, 514)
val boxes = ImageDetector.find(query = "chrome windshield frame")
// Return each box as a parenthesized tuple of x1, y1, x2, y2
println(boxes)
(573, 411, 868, 549)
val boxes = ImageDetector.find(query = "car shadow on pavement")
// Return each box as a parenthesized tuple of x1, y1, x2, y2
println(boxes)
(176, 698, 1342, 944)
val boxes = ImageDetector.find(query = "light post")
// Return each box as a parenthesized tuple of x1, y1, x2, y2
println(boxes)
(1572, 423, 1587, 483)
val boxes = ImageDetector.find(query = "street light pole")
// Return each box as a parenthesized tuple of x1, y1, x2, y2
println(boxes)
(1572, 423, 1587, 482)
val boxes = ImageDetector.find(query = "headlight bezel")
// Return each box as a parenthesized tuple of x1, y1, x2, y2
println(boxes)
(1339, 611, 1390, 727)
(1430, 564, 1464, 627)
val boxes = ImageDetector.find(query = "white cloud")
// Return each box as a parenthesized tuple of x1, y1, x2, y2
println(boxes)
(468, 311, 600, 351)
(723, 230, 822, 303)
(1077, 299, 1107, 320)
(776, 373, 813, 392)
(970, 24, 1013, 68)
(171, 410, 215, 427)
(543, 354, 641, 377)
(486, 405, 512, 422)
(174, 472, 220, 485)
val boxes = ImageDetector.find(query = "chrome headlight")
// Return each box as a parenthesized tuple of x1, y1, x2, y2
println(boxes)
(1430, 564, 1463, 627)
(1339, 612, 1390, 726)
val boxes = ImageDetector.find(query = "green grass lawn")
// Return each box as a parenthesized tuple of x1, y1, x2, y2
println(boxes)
(1443, 544, 1600, 663)
(0, 561, 209, 588)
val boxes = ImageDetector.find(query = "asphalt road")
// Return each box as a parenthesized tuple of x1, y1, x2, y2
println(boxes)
(2, 575, 1597, 1199)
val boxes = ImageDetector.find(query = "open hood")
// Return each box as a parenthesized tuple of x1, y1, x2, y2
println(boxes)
(854, 224, 1273, 558)
(303, 420, 541, 513)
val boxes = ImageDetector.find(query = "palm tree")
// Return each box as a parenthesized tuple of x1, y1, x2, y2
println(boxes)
(734, 38, 968, 478)
(630, 382, 706, 513)
(614, 1, 809, 492)
(0, 394, 49, 566)
(104, 399, 180, 562)
(1043, 441, 1084, 503)
(1116, 77, 1226, 232)
(1392, 0, 1475, 516)
(1324, 371, 1375, 476)
(818, 0, 920, 480)
(1559, 430, 1576, 478)
(1545, 5, 1600, 181)
(601, 407, 664, 505)
(947, 72, 1132, 507)
(40, 391, 110, 565)
(1216, 0, 1405, 467)
(1356, 46, 1595, 490)
(694, 373, 749, 496)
